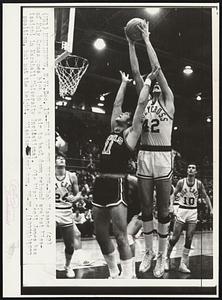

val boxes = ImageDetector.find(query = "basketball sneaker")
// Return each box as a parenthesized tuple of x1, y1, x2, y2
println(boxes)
(118, 273, 134, 279)
(64, 265, 75, 278)
(153, 253, 165, 278)
(139, 249, 155, 273)
(178, 261, 191, 273)
(108, 272, 120, 279)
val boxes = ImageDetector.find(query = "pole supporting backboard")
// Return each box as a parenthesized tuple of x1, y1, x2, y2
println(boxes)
(66, 8, 75, 53)
(55, 8, 75, 65)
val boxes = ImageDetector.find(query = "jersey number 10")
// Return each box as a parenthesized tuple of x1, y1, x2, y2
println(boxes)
(183, 197, 195, 206)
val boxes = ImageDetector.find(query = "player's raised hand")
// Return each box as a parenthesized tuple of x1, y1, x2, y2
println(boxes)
(137, 20, 150, 42)
(119, 70, 133, 83)
(147, 66, 161, 81)
(124, 27, 135, 45)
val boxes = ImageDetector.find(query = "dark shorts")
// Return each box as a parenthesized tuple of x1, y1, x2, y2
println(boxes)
(92, 175, 128, 208)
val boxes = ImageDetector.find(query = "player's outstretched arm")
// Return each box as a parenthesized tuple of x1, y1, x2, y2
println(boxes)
(111, 71, 132, 130)
(125, 28, 144, 95)
(125, 67, 159, 150)
(199, 181, 213, 214)
(137, 21, 174, 103)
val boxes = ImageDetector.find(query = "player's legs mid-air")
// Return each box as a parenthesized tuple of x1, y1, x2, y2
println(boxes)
(93, 201, 133, 279)
(138, 178, 155, 272)
(138, 176, 172, 278)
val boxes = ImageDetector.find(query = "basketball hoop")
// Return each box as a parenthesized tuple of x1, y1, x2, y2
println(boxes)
(55, 54, 89, 98)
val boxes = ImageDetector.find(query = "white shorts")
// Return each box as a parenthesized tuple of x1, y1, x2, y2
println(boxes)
(136, 150, 173, 180)
(176, 207, 198, 224)
(56, 208, 73, 227)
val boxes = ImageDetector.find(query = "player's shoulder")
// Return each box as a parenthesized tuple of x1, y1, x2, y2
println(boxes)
(177, 178, 185, 185)
(196, 179, 203, 188)
(67, 171, 78, 182)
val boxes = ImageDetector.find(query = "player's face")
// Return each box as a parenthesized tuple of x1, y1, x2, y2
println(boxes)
(187, 165, 197, 176)
(115, 112, 131, 125)
(55, 156, 66, 176)
(153, 83, 161, 94)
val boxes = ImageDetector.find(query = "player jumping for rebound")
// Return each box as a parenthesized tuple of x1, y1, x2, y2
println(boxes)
(92, 68, 159, 279)
(126, 20, 175, 277)
(55, 153, 83, 278)
(165, 164, 213, 273)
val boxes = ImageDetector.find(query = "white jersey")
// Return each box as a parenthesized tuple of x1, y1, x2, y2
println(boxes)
(179, 178, 199, 208)
(174, 193, 180, 205)
(141, 99, 173, 147)
(55, 171, 74, 209)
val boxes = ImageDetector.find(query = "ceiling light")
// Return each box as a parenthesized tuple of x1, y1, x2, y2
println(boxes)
(174, 126, 178, 130)
(206, 117, 211, 123)
(196, 95, 202, 101)
(64, 96, 72, 101)
(100, 95, 105, 101)
(98, 102, 104, 107)
(145, 8, 160, 15)
(92, 106, 105, 114)
(94, 38, 106, 50)
(183, 66, 193, 75)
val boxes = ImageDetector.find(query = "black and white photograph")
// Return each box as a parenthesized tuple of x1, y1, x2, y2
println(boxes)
(55, 6, 215, 280)
(2, 2, 220, 298)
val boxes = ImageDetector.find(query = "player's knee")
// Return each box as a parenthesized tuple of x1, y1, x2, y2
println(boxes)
(141, 212, 153, 222)
(75, 230, 81, 240)
(65, 244, 74, 255)
(158, 214, 171, 224)
(115, 232, 128, 248)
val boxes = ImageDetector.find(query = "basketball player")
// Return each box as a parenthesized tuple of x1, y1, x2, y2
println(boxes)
(55, 153, 83, 278)
(165, 164, 213, 273)
(92, 68, 159, 279)
(126, 20, 175, 278)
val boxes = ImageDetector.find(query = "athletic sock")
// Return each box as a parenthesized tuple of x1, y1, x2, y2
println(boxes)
(103, 250, 119, 278)
(128, 235, 136, 277)
(166, 239, 174, 258)
(158, 217, 170, 255)
(143, 220, 154, 252)
(132, 256, 136, 277)
(120, 258, 133, 278)
(65, 252, 72, 268)
(181, 247, 190, 265)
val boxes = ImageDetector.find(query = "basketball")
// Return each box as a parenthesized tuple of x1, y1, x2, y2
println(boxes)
(125, 18, 144, 41)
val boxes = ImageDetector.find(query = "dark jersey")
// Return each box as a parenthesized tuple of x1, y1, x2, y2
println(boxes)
(100, 131, 132, 174)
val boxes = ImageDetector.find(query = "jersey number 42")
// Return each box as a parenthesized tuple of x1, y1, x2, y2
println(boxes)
(143, 119, 160, 133)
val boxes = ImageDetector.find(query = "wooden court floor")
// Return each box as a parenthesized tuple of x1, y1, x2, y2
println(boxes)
(56, 231, 213, 279)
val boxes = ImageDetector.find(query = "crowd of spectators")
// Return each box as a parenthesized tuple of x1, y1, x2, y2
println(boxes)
(56, 133, 213, 238)
(65, 150, 213, 239)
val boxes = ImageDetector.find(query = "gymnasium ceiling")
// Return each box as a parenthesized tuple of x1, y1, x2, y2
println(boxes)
(55, 7, 213, 159)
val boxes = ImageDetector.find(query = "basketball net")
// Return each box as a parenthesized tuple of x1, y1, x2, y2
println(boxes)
(55, 54, 89, 98)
